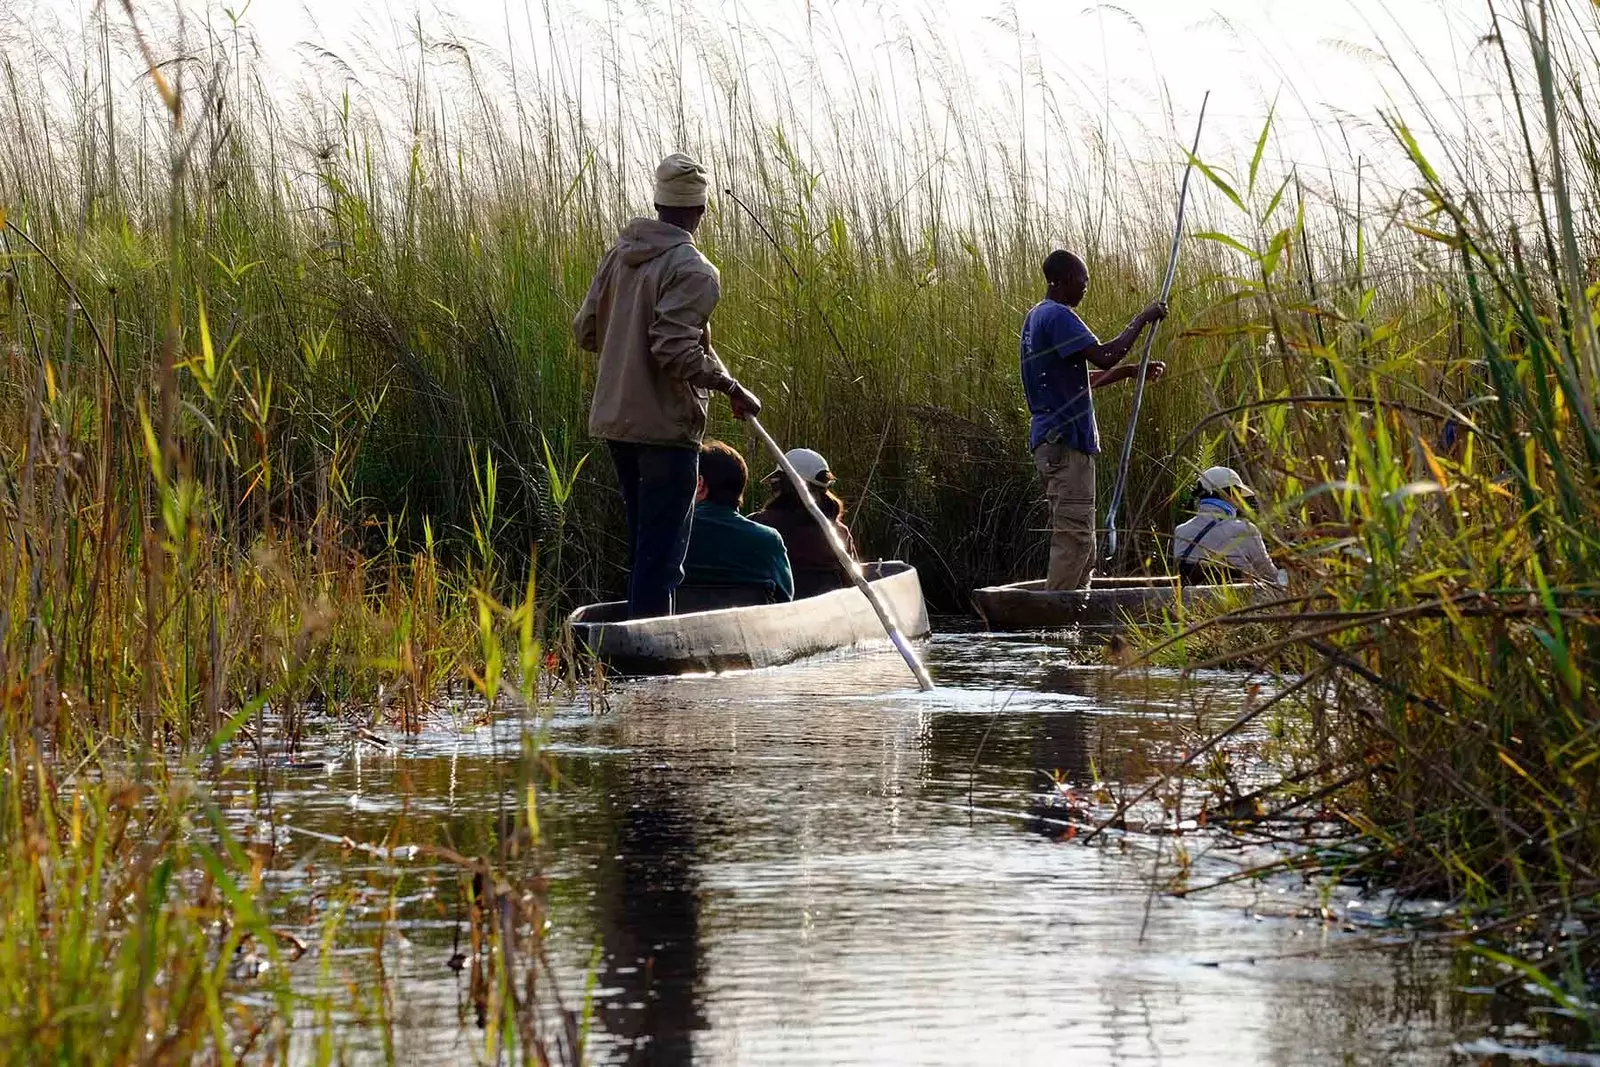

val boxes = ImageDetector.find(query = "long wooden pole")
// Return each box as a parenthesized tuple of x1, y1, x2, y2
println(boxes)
(1104, 94, 1210, 567)
(747, 416, 935, 691)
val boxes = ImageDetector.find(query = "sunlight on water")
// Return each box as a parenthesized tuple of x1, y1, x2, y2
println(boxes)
(231, 634, 1503, 1065)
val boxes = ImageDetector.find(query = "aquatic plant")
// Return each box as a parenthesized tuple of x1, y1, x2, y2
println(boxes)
(1116, 0, 1600, 1034)
(6, 0, 1600, 1050)
(0, 3, 575, 1056)
(1, 0, 1237, 612)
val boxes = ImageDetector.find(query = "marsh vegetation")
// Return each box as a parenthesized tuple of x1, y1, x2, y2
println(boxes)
(3, 0, 1600, 1058)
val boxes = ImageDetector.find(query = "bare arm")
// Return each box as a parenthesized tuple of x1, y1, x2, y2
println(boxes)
(1091, 360, 1165, 389)
(1081, 301, 1168, 371)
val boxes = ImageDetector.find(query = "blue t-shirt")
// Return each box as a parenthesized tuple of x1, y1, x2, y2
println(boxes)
(1020, 299, 1101, 453)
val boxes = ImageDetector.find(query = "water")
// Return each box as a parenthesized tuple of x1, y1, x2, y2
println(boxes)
(227, 631, 1550, 1065)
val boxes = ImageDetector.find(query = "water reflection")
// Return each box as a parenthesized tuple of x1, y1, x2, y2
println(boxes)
(590, 759, 706, 1063)
(239, 633, 1522, 1064)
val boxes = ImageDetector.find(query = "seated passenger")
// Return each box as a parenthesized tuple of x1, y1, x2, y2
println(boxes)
(681, 440, 794, 603)
(1173, 466, 1281, 584)
(750, 448, 860, 599)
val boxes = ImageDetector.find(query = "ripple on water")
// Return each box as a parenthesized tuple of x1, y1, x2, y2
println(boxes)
(233, 632, 1521, 1065)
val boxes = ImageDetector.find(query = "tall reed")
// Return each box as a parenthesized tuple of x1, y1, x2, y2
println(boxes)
(9, 0, 1600, 1045)
(1, 4, 575, 1056)
(2, 0, 1244, 610)
(1128, 0, 1600, 1027)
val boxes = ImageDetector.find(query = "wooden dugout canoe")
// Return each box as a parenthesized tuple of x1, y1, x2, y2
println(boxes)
(971, 574, 1261, 633)
(565, 561, 932, 676)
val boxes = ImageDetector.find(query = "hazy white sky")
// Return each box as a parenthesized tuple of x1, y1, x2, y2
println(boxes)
(219, 0, 1494, 180)
(231, 1, 1485, 117)
(11, 0, 1506, 208)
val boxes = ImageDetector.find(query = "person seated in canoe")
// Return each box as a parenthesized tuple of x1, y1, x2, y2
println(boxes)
(680, 440, 795, 604)
(1172, 466, 1283, 584)
(750, 448, 860, 598)
(1021, 249, 1167, 590)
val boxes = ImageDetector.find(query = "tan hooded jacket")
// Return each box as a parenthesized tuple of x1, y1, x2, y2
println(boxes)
(574, 218, 732, 447)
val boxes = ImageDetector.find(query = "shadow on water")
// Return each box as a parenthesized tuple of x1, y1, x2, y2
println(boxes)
(234, 632, 1574, 1065)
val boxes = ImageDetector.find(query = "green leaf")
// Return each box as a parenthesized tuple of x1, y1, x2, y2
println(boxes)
(1357, 289, 1376, 321)
(1530, 558, 1582, 698)
(203, 684, 277, 758)
(1263, 171, 1294, 222)
(300, 321, 333, 372)
(138, 404, 166, 490)
(1389, 118, 1441, 186)
(1470, 944, 1583, 1013)
(197, 289, 216, 382)
(1400, 221, 1462, 246)
(1261, 229, 1290, 278)
(1248, 100, 1277, 196)
(192, 838, 269, 929)
(1187, 153, 1246, 213)
(828, 213, 848, 251)
(1194, 231, 1261, 260)
(568, 451, 591, 495)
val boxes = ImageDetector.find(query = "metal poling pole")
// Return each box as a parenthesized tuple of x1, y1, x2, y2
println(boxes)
(1104, 93, 1210, 569)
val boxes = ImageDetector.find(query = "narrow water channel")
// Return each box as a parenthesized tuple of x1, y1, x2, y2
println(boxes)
(237, 632, 1522, 1065)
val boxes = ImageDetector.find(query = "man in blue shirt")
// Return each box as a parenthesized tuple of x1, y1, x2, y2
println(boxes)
(1021, 249, 1168, 589)
(682, 440, 795, 602)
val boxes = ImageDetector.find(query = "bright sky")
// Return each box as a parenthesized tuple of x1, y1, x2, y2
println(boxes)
(10, 0, 1507, 207)
(229, 0, 1491, 146)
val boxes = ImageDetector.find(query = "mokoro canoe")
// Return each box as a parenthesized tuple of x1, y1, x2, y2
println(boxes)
(566, 561, 931, 676)
(971, 575, 1262, 633)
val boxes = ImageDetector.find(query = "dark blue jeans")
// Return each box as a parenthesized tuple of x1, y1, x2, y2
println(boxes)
(607, 441, 699, 619)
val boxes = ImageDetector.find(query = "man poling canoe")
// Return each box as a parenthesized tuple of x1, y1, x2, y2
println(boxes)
(1020, 249, 1167, 591)
(573, 152, 763, 620)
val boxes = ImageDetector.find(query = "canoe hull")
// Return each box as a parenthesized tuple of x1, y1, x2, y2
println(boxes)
(566, 561, 931, 676)
(971, 576, 1260, 632)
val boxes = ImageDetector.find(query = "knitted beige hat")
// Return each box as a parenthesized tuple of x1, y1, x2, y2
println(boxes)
(653, 152, 709, 208)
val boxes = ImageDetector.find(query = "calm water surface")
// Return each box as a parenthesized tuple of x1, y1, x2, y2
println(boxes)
(232, 631, 1530, 1065)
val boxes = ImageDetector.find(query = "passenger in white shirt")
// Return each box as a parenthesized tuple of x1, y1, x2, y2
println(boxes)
(1172, 466, 1281, 584)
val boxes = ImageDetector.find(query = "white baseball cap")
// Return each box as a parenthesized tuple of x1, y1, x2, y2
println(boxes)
(1199, 465, 1256, 497)
(769, 447, 835, 487)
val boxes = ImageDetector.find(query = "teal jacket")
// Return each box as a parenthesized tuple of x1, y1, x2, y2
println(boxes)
(683, 503, 794, 601)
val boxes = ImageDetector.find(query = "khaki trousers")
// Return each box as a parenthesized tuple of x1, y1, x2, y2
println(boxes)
(1034, 440, 1096, 591)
